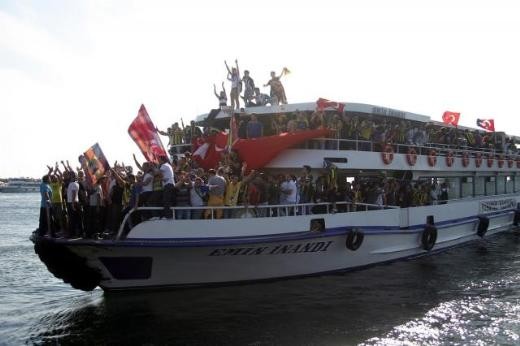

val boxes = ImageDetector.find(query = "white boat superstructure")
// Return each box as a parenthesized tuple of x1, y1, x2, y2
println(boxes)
(1, 179, 40, 193)
(32, 102, 520, 291)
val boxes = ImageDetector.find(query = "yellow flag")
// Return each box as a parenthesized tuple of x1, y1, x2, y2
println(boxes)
(282, 67, 291, 75)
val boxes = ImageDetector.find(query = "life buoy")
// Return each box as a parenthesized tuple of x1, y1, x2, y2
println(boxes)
(427, 149, 437, 167)
(406, 148, 418, 166)
(487, 154, 494, 168)
(475, 153, 483, 168)
(508, 157, 514, 168)
(477, 216, 489, 237)
(461, 152, 470, 167)
(346, 229, 364, 251)
(381, 145, 394, 165)
(421, 224, 437, 251)
(498, 155, 505, 168)
(445, 151, 455, 167)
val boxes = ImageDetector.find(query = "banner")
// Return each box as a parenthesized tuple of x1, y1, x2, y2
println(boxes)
(80, 143, 109, 186)
(442, 111, 460, 126)
(128, 104, 168, 163)
(477, 118, 495, 132)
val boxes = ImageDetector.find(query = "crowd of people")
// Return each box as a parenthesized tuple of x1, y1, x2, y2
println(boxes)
(160, 108, 517, 157)
(37, 102, 518, 239)
(38, 145, 454, 240)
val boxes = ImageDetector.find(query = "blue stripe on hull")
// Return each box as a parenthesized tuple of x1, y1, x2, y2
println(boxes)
(48, 209, 515, 248)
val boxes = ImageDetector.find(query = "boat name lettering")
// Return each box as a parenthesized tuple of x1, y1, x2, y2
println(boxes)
(479, 198, 516, 213)
(371, 106, 406, 119)
(208, 241, 333, 257)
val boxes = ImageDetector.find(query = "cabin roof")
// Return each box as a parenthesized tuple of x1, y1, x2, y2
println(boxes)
(195, 102, 431, 123)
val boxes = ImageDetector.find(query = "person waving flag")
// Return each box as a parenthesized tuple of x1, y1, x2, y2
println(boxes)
(476, 118, 495, 132)
(442, 111, 460, 126)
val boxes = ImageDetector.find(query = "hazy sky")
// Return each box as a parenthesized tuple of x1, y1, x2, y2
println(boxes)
(2, 0, 519, 178)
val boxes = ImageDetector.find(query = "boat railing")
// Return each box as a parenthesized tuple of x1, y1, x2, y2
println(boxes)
(305, 137, 512, 158)
(170, 136, 515, 160)
(116, 201, 399, 240)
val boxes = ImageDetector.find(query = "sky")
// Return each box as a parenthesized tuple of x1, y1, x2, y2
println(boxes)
(1, 0, 520, 178)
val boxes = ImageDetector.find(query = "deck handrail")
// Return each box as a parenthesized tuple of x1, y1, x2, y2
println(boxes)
(115, 201, 399, 240)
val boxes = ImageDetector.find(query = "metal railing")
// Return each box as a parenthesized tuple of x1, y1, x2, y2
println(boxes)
(115, 201, 399, 240)
(305, 137, 512, 159)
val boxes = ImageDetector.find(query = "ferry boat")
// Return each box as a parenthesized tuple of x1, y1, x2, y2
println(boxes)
(0, 178, 40, 193)
(31, 102, 520, 291)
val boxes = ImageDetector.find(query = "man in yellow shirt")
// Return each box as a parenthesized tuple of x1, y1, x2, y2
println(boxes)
(224, 174, 242, 218)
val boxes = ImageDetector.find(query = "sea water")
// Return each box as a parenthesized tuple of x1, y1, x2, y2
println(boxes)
(1, 193, 519, 345)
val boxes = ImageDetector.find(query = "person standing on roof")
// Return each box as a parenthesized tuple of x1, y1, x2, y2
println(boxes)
(241, 70, 255, 107)
(225, 59, 241, 110)
(264, 69, 288, 105)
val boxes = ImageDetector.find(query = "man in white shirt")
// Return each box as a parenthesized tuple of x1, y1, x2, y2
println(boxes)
(280, 174, 297, 215)
(159, 156, 176, 219)
(66, 172, 82, 237)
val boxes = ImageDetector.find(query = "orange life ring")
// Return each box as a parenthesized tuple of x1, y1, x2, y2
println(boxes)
(475, 153, 483, 168)
(381, 144, 394, 165)
(461, 152, 470, 167)
(445, 151, 455, 167)
(406, 148, 417, 166)
(427, 149, 437, 167)
(498, 155, 505, 168)
(487, 154, 494, 168)
(508, 157, 514, 168)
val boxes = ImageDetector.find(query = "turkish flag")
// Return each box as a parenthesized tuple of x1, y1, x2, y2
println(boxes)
(128, 104, 168, 163)
(316, 98, 345, 113)
(477, 119, 495, 132)
(442, 111, 460, 126)
(192, 129, 330, 171)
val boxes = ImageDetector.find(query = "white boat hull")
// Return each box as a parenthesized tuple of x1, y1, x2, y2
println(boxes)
(34, 196, 519, 291)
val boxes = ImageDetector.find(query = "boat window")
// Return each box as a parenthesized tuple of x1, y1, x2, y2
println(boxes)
(310, 218, 325, 232)
(485, 176, 496, 196)
(446, 177, 460, 199)
(496, 176, 506, 194)
(461, 177, 473, 198)
(506, 176, 514, 193)
(475, 177, 485, 196)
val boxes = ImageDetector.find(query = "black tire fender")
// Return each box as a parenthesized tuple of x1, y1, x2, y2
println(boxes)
(477, 216, 489, 237)
(346, 229, 364, 251)
(421, 224, 437, 251)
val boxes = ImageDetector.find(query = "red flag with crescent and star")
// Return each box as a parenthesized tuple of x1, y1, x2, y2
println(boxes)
(442, 111, 460, 126)
(316, 98, 345, 113)
(192, 129, 331, 171)
(477, 118, 495, 132)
